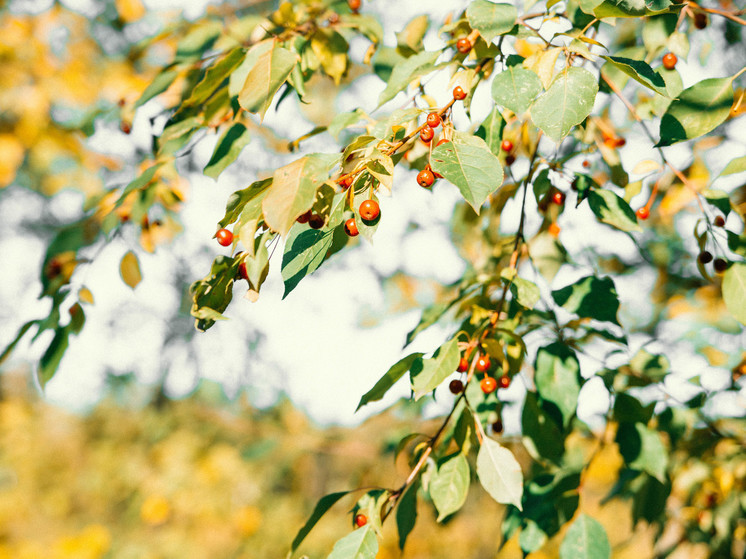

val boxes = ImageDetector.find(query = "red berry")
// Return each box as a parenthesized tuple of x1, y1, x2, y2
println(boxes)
(480, 377, 497, 394)
(492, 419, 504, 433)
(662, 52, 677, 70)
(714, 216, 725, 227)
(420, 126, 434, 144)
(436, 138, 449, 147)
(713, 258, 728, 273)
(216, 228, 233, 246)
(339, 174, 353, 189)
(354, 513, 367, 527)
(120, 121, 132, 134)
(417, 168, 435, 188)
(504, 154, 515, 166)
(348, 0, 361, 12)
(501, 139, 513, 152)
(552, 191, 565, 205)
(449, 379, 464, 394)
(456, 37, 472, 54)
(615, 137, 626, 147)
(359, 199, 380, 221)
(453, 86, 467, 100)
(498, 375, 510, 389)
(475, 354, 491, 373)
(582, 160, 591, 168)
(297, 210, 312, 224)
(344, 218, 359, 237)
(636, 207, 650, 220)
(698, 250, 713, 264)
(238, 261, 249, 280)
(457, 357, 469, 373)
(308, 214, 325, 229)
(426, 112, 441, 128)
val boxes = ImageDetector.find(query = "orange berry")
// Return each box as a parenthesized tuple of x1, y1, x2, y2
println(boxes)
(501, 139, 513, 152)
(662, 52, 677, 70)
(417, 168, 435, 188)
(344, 218, 359, 237)
(475, 354, 491, 373)
(636, 207, 650, 220)
(456, 37, 472, 54)
(453, 86, 467, 100)
(359, 199, 380, 221)
(552, 191, 565, 205)
(216, 228, 233, 246)
(355, 513, 367, 527)
(457, 357, 469, 372)
(348, 0, 361, 12)
(548, 223, 561, 237)
(426, 112, 441, 128)
(420, 126, 434, 144)
(480, 376, 497, 394)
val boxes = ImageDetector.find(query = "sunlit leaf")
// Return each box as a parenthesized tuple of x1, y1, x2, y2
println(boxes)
(476, 437, 523, 510)
(492, 66, 543, 114)
(410, 338, 460, 400)
(722, 263, 746, 325)
(204, 123, 251, 179)
(378, 50, 440, 106)
(466, 1, 517, 43)
(601, 56, 668, 96)
(534, 343, 581, 427)
(552, 275, 621, 325)
(530, 67, 598, 142)
(356, 353, 424, 411)
(587, 189, 642, 233)
(120, 250, 142, 289)
(559, 514, 611, 559)
(238, 44, 297, 120)
(430, 453, 470, 521)
(327, 525, 378, 559)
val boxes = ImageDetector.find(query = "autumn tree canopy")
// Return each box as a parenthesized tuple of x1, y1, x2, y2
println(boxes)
(1, 0, 745, 557)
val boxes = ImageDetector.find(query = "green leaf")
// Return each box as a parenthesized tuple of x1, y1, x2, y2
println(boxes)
(238, 43, 297, 120)
(396, 480, 419, 550)
(264, 154, 338, 237)
(702, 188, 731, 216)
(501, 268, 540, 309)
(311, 29, 349, 85)
(466, 1, 517, 43)
(601, 56, 668, 96)
(530, 67, 598, 142)
(189, 256, 239, 331)
(327, 525, 378, 559)
(185, 47, 245, 107)
(720, 156, 746, 177)
(135, 68, 179, 108)
(410, 338, 460, 400)
(118, 162, 164, 201)
(520, 520, 548, 554)
(657, 76, 735, 147)
(39, 326, 70, 388)
(175, 20, 221, 61)
(204, 123, 251, 180)
(219, 178, 272, 229)
(377, 50, 440, 106)
(522, 392, 564, 463)
(476, 437, 523, 510)
(552, 275, 621, 325)
(534, 343, 581, 427)
(587, 189, 642, 233)
(559, 514, 611, 559)
(475, 107, 506, 156)
(291, 491, 350, 555)
(592, 0, 673, 18)
(723, 263, 746, 325)
(491, 66, 543, 115)
(0, 320, 38, 367)
(617, 423, 669, 482)
(430, 453, 470, 521)
(356, 353, 424, 411)
(328, 110, 364, 141)
(430, 130, 504, 215)
(281, 227, 336, 298)
(726, 231, 746, 258)
(614, 393, 654, 424)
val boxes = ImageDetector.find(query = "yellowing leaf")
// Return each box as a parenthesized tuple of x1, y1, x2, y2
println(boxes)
(524, 47, 561, 89)
(115, 0, 145, 23)
(238, 44, 297, 120)
(120, 250, 142, 289)
(78, 287, 94, 305)
(632, 159, 662, 175)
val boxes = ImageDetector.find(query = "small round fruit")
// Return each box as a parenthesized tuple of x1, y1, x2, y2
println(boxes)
(216, 228, 233, 246)
(698, 250, 713, 264)
(552, 191, 565, 205)
(348, 0, 361, 12)
(456, 37, 472, 54)
(417, 168, 435, 188)
(339, 174, 353, 189)
(714, 216, 725, 227)
(492, 419, 503, 434)
(548, 222, 561, 237)
(498, 375, 511, 389)
(636, 207, 650, 220)
(426, 112, 441, 128)
(344, 218, 359, 237)
(297, 210, 312, 224)
(713, 258, 728, 273)
(238, 261, 249, 280)
(501, 139, 513, 152)
(662, 52, 677, 70)
(420, 125, 434, 143)
(475, 354, 491, 373)
(359, 199, 380, 221)
(120, 121, 132, 134)
(328, 12, 340, 24)
(504, 154, 516, 166)
(615, 137, 626, 147)
(480, 376, 497, 394)
(436, 138, 449, 147)
(354, 513, 367, 527)
(309, 214, 325, 229)
(693, 12, 707, 29)
(449, 379, 464, 394)
(582, 159, 591, 168)
(457, 357, 469, 373)
(453, 86, 467, 100)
